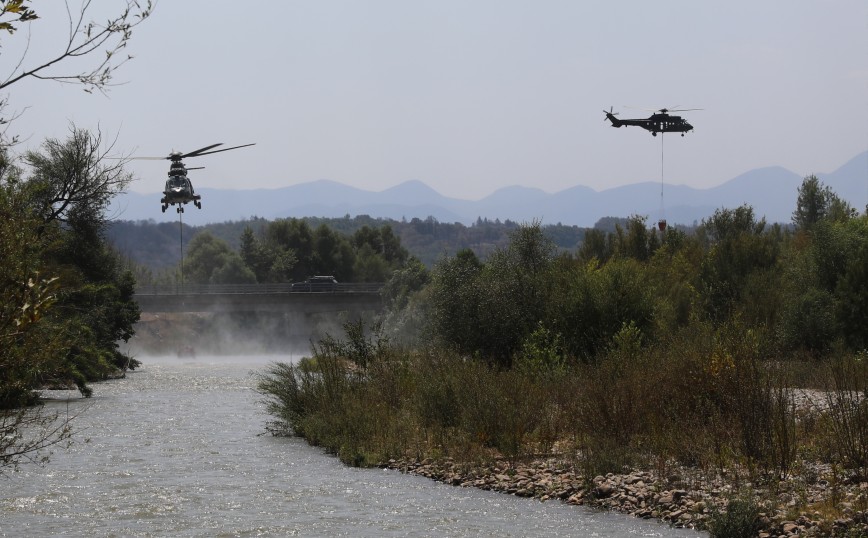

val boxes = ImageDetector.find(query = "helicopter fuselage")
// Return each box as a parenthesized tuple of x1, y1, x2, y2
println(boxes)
(605, 110, 693, 136)
(161, 173, 201, 213)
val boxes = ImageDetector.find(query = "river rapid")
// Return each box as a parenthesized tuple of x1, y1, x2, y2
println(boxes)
(0, 356, 704, 537)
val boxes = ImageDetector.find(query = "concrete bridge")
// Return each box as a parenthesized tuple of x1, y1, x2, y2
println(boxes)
(134, 283, 384, 314)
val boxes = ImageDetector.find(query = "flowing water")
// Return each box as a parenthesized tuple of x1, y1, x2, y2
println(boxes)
(0, 356, 703, 537)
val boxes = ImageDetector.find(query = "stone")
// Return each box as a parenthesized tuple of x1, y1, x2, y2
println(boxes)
(781, 522, 798, 533)
(595, 483, 615, 498)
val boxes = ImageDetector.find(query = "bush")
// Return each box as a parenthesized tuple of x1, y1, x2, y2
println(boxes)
(820, 352, 868, 468)
(707, 494, 762, 538)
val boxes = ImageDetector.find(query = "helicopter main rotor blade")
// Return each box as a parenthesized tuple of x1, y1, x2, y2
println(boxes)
(180, 143, 224, 159)
(186, 166, 205, 170)
(186, 143, 255, 158)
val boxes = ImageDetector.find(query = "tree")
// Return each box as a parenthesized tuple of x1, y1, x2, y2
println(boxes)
(183, 232, 235, 284)
(382, 256, 429, 311)
(312, 224, 354, 281)
(699, 205, 778, 321)
(210, 256, 256, 285)
(429, 248, 483, 357)
(832, 218, 868, 348)
(24, 126, 132, 229)
(1, 139, 131, 473)
(266, 218, 314, 281)
(429, 224, 556, 366)
(793, 175, 855, 231)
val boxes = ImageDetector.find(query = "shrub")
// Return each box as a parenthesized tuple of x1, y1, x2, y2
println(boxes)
(707, 493, 762, 538)
(821, 352, 868, 468)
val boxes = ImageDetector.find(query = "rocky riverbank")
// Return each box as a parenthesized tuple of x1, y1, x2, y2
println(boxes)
(383, 457, 868, 537)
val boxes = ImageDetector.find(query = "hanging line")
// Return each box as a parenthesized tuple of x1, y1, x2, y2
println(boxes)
(179, 208, 184, 292)
(660, 133, 665, 227)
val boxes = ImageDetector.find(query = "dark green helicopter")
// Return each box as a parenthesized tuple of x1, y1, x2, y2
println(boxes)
(137, 143, 254, 213)
(604, 107, 698, 136)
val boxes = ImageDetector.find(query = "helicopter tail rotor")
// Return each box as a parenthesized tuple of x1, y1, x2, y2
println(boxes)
(603, 107, 623, 127)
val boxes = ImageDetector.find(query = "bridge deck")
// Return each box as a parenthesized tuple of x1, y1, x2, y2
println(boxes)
(134, 283, 384, 313)
(136, 283, 383, 295)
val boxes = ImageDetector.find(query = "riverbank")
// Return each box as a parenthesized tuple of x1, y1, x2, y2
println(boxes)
(382, 456, 867, 537)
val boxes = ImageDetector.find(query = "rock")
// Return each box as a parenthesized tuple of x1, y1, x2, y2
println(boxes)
(781, 522, 798, 533)
(595, 483, 615, 498)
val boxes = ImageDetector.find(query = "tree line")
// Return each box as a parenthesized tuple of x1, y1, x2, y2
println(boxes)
(108, 214, 587, 280)
(163, 219, 411, 286)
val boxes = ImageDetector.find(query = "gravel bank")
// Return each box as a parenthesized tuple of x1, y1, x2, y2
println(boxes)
(384, 457, 868, 537)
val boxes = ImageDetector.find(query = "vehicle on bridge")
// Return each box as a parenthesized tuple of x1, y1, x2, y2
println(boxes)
(291, 275, 339, 292)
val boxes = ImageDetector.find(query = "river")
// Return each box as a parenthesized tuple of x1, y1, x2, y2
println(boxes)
(0, 356, 703, 537)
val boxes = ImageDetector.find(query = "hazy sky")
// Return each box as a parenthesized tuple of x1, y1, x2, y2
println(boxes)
(7, 1, 868, 200)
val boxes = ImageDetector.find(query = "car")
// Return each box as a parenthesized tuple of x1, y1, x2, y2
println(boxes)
(291, 275, 339, 292)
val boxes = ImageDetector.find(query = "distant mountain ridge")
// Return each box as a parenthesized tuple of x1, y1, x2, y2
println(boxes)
(110, 151, 868, 227)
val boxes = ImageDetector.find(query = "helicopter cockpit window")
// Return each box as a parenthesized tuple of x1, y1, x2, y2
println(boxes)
(167, 176, 185, 189)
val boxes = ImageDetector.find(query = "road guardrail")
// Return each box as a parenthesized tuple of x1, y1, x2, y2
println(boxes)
(135, 283, 384, 295)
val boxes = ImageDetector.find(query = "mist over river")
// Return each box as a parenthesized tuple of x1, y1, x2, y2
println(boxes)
(0, 356, 703, 537)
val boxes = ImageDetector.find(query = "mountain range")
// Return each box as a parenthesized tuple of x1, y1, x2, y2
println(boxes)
(109, 151, 868, 228)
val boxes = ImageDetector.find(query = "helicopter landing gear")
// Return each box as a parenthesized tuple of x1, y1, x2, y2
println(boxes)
(195, 201, 201, 209)
(177, 206, 184, 214)
(161, 204, 168, 213)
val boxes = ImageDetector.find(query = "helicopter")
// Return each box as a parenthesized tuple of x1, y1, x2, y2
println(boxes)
(133, 143, 255, 213)
(603, 107, 697, 136)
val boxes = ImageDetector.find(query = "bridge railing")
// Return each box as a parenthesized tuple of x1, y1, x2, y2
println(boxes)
(135, 283, 384, 295)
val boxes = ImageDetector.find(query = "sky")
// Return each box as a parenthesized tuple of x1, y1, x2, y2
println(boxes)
(5, 1, 868, 201)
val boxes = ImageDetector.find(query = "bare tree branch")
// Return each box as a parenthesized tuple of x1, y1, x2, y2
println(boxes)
(24, 125, 133, 227)
(0, 1, 153, 94)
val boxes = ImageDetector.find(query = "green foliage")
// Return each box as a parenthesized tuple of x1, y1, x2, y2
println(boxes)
(428, 247, 484, 357)
(577, 227, 612, 262)
(1, 130, 140, 407)
(513, 322, 566, 377)
(793, 174, 855, 230)
(699, 205, 779, 321)
(834, 227, 868, 349)
(257, 319, 412, 466)
(707, 493, 762, 538)
(183, 232, 237, 284)
(428, 223, 557, 366)
(777, 286, 839, 355)
(613, 215, 658, 261)
(548, 257, 655, 361)
(209, 256, 256, 284)
(381, 256, 429, 311)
